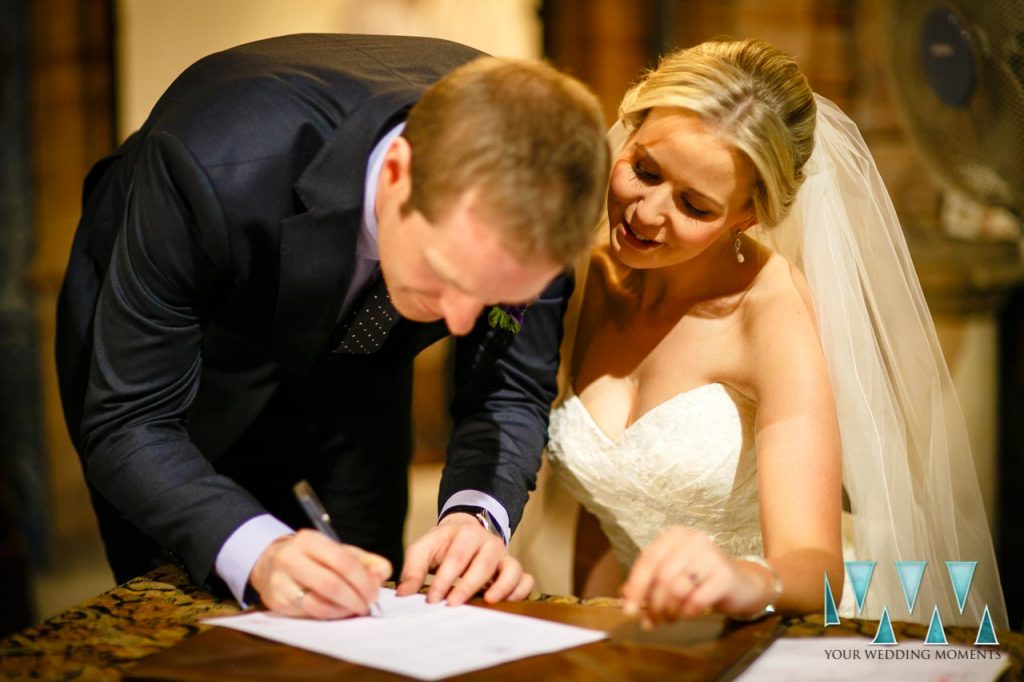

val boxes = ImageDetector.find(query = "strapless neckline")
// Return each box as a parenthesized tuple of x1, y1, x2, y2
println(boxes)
(547, 381, 762, 569)
(565, 383, 753, 445)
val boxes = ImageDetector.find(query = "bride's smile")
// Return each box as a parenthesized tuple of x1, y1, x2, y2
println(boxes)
(617, 215, 662, 248)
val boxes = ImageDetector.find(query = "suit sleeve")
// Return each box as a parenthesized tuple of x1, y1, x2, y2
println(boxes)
(440, 271, 574, 535)
(80, 130, 268, 587)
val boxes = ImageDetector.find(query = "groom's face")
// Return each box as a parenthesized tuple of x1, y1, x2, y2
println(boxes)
(375, 138, 561, 336)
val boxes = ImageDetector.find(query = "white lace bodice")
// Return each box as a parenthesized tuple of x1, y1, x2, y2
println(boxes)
(546, 383, 762, 570)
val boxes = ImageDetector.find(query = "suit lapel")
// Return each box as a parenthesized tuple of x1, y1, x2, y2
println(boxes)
(272, 208, 359, 373)
(272, 86, 424, 374)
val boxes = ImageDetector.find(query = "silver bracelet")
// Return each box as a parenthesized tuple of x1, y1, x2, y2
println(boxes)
(731, 555, 783, 621)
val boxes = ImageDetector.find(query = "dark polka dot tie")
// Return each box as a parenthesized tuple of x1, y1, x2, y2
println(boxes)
(332, 271, 400, 354)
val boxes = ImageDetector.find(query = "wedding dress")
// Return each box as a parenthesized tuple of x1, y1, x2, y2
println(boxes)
(548, 384, 762, 568)
(548, 384, 855, 616)
(544, 95, 1008, 629)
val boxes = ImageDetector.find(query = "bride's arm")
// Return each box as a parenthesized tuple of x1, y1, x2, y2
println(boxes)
(743, 263, 844, 615)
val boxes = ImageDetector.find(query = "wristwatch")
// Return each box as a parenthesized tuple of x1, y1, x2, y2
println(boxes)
(473, 509, 504, 541)
(441, 505, 506, 543)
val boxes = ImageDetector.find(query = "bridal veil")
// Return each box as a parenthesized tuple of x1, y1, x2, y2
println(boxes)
(753, 95, 1008, 629)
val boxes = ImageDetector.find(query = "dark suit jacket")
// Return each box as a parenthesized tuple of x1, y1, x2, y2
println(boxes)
(55, 34, 573, 589)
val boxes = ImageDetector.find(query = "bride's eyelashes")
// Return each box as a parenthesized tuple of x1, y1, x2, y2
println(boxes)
(681, 197, 711, 218)
(631, 161, 660, 184)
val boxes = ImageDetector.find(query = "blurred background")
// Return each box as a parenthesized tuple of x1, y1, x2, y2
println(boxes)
(2, 0, 1022, 635)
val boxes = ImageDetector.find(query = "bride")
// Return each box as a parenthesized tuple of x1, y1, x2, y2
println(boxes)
(543, 38, 1008, 629)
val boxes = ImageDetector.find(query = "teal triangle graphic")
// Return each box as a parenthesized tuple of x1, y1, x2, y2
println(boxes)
(925, 606, 946, 643)
(946, 561, 977, 614)
(871, 606, 897, 645)
(823, 572, 840, 626)
(975, 605, 999, 646)
(924, 605, 948, 645)
(845, 561, 876, 615)
(894, 561, 927, 614)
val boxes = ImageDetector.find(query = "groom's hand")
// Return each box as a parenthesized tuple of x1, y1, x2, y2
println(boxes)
(397, 513, 534, 605)
(249, 530, 391, 619)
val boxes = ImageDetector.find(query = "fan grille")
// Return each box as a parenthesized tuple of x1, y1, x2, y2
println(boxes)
(890, 1, 1024, 214)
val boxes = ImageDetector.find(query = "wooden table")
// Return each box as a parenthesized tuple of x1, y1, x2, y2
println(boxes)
(2, 564, 1022, 680)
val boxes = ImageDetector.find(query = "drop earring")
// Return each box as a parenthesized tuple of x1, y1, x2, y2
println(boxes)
(734, 230, 745, 264)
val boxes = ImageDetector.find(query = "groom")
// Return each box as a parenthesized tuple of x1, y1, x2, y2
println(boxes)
(55, 33, 608, 617)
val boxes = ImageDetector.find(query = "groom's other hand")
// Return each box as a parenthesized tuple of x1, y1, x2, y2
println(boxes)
(397, 513, 534, 605)
(249, 529, 391, 619)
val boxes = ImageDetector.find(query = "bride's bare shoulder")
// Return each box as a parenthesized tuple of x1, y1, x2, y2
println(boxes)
(739, 246, 837, 428)
(743, 248, 821, 336)
(582, 243, 626, 301)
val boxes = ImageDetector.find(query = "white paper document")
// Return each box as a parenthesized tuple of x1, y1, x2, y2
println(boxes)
(205, 589, 606, 680)
(736, 636, 1009, 681)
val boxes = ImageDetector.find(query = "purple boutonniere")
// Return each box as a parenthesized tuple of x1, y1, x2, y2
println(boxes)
(488, 304, 527, 334)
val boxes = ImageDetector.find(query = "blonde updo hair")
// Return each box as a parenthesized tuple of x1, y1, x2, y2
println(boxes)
(619, 39, 816, 228)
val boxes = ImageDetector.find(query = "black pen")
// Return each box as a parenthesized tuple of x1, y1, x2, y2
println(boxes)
(292, 479, 382, 616)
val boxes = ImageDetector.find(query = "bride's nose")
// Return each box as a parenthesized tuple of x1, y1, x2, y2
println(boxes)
(633, 187, 670, 228)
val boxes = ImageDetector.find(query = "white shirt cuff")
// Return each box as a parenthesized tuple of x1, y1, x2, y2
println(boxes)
(439, 490, 510, 545)
(214, 514, 294, 606)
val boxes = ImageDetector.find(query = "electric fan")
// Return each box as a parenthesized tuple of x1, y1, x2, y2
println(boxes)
(889, 1, 1024, 221)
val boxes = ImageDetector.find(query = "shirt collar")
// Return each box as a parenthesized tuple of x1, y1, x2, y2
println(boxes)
(360, 122, 406, 260)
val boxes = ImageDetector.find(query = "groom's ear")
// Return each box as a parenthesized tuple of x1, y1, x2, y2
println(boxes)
(378, 136, 414, 211)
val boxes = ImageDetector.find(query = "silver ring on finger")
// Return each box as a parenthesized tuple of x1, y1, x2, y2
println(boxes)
(294, 588, 306, 609)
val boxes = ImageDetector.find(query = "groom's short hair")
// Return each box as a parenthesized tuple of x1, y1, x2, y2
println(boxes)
(402, 57, 609, 264)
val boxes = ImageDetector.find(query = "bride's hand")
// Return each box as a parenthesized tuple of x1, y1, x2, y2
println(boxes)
(620, 527, 776, 626)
